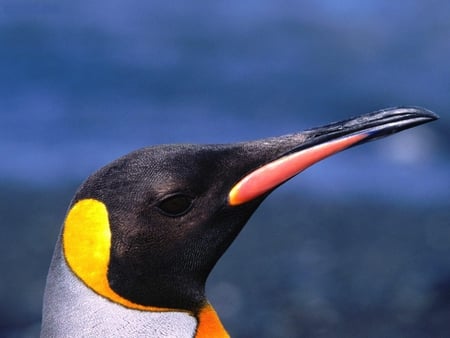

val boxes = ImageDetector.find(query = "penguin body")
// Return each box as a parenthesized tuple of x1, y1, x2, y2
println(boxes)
(41, 107, 437, 337)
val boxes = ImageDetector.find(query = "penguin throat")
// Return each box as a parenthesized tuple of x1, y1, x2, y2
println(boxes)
(107, 259, 208, 312)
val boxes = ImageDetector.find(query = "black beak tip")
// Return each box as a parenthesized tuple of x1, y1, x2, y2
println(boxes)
(391, 106, 439, 120)
(360, 106, 439, 143)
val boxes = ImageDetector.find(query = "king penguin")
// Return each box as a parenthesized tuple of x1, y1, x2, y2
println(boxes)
(41, 107, 437, 337)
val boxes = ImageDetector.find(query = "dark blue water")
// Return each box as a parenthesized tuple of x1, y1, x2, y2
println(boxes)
(1, 1, 449, 337)
(1, 0, 448, 200)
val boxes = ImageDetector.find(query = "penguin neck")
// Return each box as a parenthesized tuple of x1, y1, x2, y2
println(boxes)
(41, 238, 229, 338)
(107, 259, 208, 312)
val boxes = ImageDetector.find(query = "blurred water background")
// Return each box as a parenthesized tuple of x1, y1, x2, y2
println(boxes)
(1, 1, 449, 337)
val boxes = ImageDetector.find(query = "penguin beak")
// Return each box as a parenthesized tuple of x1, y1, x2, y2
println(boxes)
(228, 106, 438, 206)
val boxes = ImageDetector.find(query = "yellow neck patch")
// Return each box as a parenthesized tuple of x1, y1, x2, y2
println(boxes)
(62, 198, 172, 312)
(195, 304, 230, 338)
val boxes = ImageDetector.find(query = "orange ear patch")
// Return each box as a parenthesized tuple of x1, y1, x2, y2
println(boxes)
(63, 199, 111, 297)
(62, 198, 173, 312)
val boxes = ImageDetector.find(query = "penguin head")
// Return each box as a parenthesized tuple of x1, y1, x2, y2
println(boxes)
(61, 107, 437, 314)
(63, 142, 290, 312)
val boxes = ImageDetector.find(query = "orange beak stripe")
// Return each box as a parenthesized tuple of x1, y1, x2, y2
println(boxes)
(228, 132, 369, 206)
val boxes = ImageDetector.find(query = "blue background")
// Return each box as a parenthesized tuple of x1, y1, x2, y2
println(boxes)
(1, 1, 449, 337)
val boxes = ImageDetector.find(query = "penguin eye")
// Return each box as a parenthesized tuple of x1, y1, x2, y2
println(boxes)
(157, 194, 194, 217)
